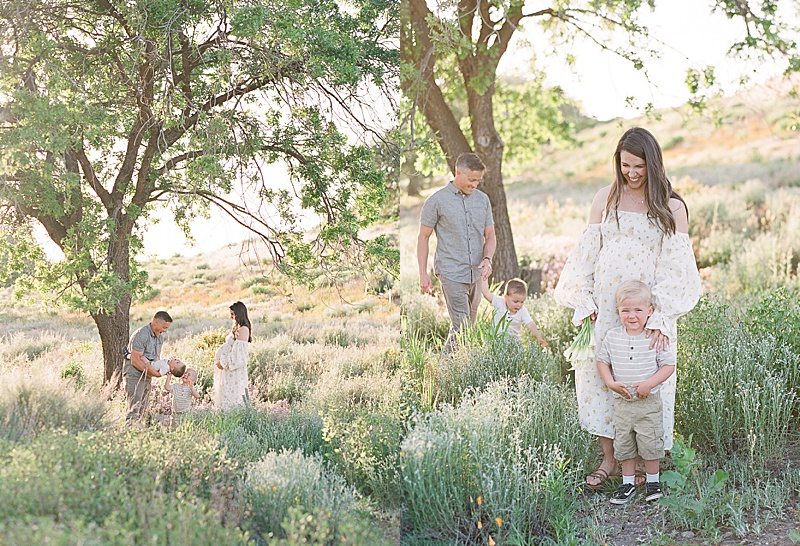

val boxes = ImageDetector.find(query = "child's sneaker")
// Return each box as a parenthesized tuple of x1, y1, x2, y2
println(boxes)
(609, 483, 637, 505)
(645, 481, 663, 502)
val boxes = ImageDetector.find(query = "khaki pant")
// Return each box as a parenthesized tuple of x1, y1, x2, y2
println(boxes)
(125, 374, 151, 423)
(613, 392, 664, 461)
(438, 275, 481, 352)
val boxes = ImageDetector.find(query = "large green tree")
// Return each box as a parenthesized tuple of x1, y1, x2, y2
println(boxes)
(402, 0, 799, 281)
(0, 0, 398, 384)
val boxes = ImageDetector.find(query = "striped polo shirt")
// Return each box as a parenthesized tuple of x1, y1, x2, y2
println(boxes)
(169, 384, 194, 414)
(597, 326, 675, 399)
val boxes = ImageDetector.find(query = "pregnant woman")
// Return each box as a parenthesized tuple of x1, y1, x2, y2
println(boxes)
(213, 301, 252, 410)
(554, 127, 702, 489)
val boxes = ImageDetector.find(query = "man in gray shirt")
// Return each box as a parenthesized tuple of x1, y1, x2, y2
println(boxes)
(124, 310, 173, 423)
(417, 153, 496, 351)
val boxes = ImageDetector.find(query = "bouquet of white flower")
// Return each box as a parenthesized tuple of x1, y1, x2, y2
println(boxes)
(563, 316, 596, 371)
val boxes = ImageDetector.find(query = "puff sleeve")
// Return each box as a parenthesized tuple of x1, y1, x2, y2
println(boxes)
(219, 339, 249, 371)
(647, 232, 702, 341)
(554, 224, 602, 326)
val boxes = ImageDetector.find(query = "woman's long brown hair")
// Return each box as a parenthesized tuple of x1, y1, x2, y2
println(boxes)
(605, 127, 687, 235)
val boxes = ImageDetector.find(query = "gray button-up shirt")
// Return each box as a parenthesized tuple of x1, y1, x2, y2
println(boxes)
(420, 182, 494, 284)
(123, 324, 164, 380)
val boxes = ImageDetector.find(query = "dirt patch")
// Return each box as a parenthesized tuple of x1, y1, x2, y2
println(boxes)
(581, 481, 800, 545)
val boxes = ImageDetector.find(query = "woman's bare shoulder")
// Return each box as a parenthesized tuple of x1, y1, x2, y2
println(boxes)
(669, 197, 689, 233)
(235, 325, 250, 341)
(588, 185, 612, 223)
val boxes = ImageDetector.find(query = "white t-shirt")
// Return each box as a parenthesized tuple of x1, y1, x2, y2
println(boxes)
(150, 359, 170, 376)
(490, 294, 533, 339)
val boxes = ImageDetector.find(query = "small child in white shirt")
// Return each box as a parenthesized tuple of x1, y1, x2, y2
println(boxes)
(481, 277, 547, 346)
(151, 357, 186, 378)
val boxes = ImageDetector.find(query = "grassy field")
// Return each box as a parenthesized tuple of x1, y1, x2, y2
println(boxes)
(2, 78, 800, 545)
(0, 239, 402, 545)
(398, 79, 800, 545)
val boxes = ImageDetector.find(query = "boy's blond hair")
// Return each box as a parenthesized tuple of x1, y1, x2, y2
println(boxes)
(615, 280, 651, 307)
(504, 278, 528, 297)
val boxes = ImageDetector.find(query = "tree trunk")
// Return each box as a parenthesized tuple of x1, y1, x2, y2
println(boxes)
(404, 0, 518, 280)
(92, 212, 135, 387)
(402, 150, 423, 197)
(92, 300, 132, 388)
(471, 89, 519, 281)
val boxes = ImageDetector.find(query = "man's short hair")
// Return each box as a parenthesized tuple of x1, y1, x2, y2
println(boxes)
(505, 278, 528, 297)
(455, 152, 486, 173)
(153, 310, 173, 323)
(615, 280, 651, 306)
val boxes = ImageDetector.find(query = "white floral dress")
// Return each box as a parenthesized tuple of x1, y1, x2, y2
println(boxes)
(213, 333, 250, 410)
(554, 210, 701, 449)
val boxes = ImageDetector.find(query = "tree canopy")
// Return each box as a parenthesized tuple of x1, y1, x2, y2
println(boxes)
(0, 0, 398, 382)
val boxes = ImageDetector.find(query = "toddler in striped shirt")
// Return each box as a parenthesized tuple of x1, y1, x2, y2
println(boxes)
(163, 367, 200, 427)
(596, 280, 675, 505)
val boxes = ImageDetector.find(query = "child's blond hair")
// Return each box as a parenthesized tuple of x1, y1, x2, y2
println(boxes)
(504, 278, 528, 297)
(615, 280, 651, 307)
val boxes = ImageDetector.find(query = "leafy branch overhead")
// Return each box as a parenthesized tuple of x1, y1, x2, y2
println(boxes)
(0, 0, 398, 383)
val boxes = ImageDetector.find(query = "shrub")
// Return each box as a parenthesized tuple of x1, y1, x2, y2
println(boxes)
(322, 400, 404, 505)
(401, 378, 592, 544)
(242, 449, 362, 541)
(0, 376, 107, 441)
(401, 291, 450, 346)
(0, 428, 240, 542)
(435, 331, 562, 406)
(209, 404, 327, 463)
(61, 360, 86, 389)
(269, 505, 393, 546)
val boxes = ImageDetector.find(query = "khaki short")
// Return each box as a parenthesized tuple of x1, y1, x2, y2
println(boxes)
(613, 392, 664, 461)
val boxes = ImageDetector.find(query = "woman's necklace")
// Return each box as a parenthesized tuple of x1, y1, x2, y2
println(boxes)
(624, 190, 645, 205)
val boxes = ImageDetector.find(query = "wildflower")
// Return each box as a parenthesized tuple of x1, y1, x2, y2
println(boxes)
(477, 496, 482, 505)
(563, 316, 596, 371)
(495, 517, 502, 527)
(477, 521, 482, 529)
(489, 537, 496, 546)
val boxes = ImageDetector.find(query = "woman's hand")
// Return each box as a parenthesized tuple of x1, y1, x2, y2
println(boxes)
(645, 328, 669, 351)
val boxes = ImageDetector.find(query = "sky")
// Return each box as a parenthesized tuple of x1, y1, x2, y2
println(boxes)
(139, 161, 317, 260)
(501, 0, 794, 121)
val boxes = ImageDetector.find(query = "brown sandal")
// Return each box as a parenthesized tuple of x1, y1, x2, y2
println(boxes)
(585, 468, 610, 490)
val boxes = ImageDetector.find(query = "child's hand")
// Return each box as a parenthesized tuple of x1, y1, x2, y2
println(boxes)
(633, 382, 653, 398)
(609, 381, 632, 399)
(537, 336, 548, 347)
